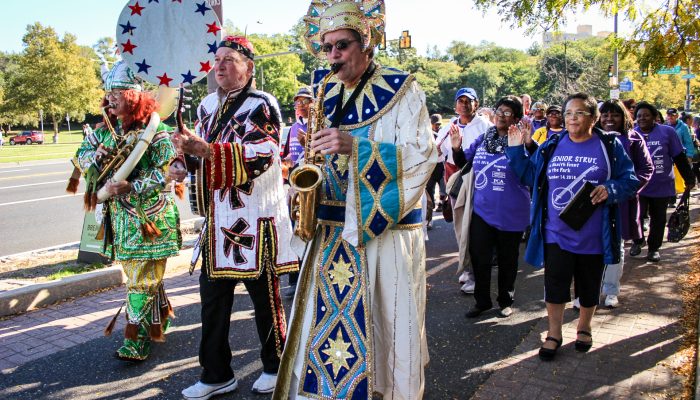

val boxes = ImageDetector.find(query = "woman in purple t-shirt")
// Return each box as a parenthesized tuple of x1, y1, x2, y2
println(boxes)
(631, 102, 695, 262)
(590, 100, 654, 309)
(451, 95, 535, 319)
(506, 93, 639, 362)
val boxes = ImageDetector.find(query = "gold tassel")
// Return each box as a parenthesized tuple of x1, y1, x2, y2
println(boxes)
(174, 182, 185, 200)
(124, 323, 139, 340)
(103, 302, 125, 336)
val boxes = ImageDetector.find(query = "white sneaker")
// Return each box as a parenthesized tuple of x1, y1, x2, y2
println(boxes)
(572, 297, 581, 310)
(460, 281, 475, 294)
(604, 295, 619, 308)
(251, 372, 277, 394)
(182, 378, 238, 400)
(499, 307, 513, 317)
(458, 271, 470, 284)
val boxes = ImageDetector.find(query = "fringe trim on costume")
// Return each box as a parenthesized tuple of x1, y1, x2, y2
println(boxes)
(66, 178, 80, 194)
(104, 302, 125, 336)
(124, 323, 139, 340)
(174, 182, 185, 200)
(150, 323, 165, 342)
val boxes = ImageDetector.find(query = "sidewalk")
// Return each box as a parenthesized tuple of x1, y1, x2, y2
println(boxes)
(0, 251, 200, 372)
(472, 196, 700, 399)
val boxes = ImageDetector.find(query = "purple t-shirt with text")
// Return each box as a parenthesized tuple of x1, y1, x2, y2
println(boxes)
(285, 121, 307, 163)
(545, 135, 609, 254)
(635, 123, 684, 198)
(471, 143, 530, 232)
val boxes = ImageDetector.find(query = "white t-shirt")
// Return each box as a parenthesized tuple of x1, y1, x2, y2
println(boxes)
(435, 116, 493, 164)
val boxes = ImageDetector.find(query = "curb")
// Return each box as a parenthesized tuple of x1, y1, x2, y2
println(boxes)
(0, 266, 126, 318)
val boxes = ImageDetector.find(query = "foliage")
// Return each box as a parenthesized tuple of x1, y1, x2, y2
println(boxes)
(2, 23, 102, 134)
(471, 0, 700, 71)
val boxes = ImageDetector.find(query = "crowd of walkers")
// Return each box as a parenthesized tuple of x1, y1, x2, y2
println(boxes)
(427, 89, 698, 361)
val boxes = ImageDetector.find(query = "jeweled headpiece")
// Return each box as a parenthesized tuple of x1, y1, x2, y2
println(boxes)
(303, 0, 385, 59)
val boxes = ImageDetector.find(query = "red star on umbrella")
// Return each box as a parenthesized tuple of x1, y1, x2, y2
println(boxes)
(206, 22, 221, 35)
(121, 39, 137, 54)
(157, 73, 173, 86)
(172, 0, 182, 2)
(199, 61, 212, 73)
(128, 2, 145, 16)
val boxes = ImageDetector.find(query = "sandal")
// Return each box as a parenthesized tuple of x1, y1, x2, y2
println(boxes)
(575, 330, 593, 353)
(538, 336, 562, 361)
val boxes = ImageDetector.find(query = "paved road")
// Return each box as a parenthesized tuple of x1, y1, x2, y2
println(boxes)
(0, 160, 197, 257)
(0, 217, 546, 399)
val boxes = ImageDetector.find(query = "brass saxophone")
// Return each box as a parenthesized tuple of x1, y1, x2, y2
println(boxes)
(289, 70, 335, 241)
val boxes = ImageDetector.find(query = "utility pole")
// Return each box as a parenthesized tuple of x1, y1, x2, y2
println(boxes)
(613, 13, 619, 86)
(686, 65, 692, 110)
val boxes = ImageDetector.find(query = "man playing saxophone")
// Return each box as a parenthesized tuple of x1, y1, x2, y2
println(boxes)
(174, 36, 299, 398)
(72, 60, 181, 362)
(274, 1, 437, 399)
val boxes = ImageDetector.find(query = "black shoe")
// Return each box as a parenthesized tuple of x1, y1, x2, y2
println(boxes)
(465, 307, 488, 318)
(538, 336, 562, 361)
(647, 251, 661, 262)
(575, 330, 593, 352)
(629, 243, 643, 256)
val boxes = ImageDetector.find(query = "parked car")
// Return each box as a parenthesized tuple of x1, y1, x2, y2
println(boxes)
(9, 131, 44, 145)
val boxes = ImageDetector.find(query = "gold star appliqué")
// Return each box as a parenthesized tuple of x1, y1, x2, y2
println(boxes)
(322, 333, 354, 377)
(329, 258, 354, 291)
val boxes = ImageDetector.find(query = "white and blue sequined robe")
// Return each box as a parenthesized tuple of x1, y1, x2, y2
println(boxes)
(276, 66, 437, 400)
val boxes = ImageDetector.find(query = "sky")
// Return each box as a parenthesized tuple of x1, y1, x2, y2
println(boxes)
(0, 0, 623, 56)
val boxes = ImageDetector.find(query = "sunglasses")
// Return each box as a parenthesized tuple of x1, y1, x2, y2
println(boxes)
(321, 39, 359, 53)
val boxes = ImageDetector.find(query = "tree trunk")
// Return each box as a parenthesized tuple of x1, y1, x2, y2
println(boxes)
(52, 115, 59, 144)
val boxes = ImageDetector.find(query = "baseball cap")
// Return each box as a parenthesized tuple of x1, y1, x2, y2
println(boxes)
(430, 114, 443, 125)
(455, 88, 478, 102)
(666, 108, 678, 115)
(294, 86, 314, 100)
(546, 105, 562, 114)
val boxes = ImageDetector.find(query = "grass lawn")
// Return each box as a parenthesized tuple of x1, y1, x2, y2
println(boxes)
(0, 130, 84, 163)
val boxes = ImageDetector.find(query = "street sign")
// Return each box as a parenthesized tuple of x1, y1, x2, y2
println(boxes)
(681, 73, 696, 80)
(657, 66, 681, 75)
(619, 78, 633, 92)
(610, 89, 620, 100)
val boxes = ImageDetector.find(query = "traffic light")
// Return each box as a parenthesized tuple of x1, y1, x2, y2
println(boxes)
(399, 30, 411, 49)
(607, 64, 613, 78)
(641, 67, 649, 77)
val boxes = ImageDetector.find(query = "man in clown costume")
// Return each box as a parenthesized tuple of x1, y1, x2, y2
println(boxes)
(273, 1, 437, 399)
(72, 60, 181, 362)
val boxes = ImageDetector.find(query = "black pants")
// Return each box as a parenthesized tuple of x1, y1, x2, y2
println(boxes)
(198, 267, 283, 384)
(468, 212, 522, 310)
(634, 196, 672, 252)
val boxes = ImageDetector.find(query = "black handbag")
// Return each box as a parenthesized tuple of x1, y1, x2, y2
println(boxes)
(448, 162, 471, 199)
(558, 181, 599, 231)
(667, 190, 691, 242)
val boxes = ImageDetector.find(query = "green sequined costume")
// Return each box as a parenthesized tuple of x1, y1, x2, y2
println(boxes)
(74, 122, 182, 361)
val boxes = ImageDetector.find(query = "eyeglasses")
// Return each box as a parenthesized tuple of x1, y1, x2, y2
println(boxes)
(321, 39, 359, 53)
(564, 110, 592, 119)
(547, 111, 561, 116)
(294, 98, 311, 105)
(494, 110, 514, 117)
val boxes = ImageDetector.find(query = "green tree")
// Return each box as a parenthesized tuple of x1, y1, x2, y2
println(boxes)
(4, 23, 102, 139)
(471, 0, 700, 71)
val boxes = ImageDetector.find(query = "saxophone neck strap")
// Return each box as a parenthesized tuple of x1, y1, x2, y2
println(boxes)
(330, 62, 376, 129)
